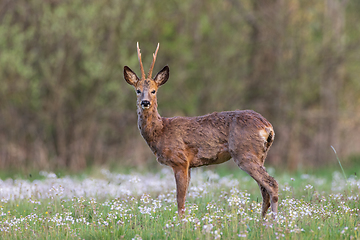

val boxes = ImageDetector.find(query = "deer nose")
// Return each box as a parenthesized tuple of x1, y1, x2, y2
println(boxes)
(141, 100, 151, 109)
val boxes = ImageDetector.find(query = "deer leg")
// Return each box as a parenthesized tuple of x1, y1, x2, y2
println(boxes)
(258, 183, 271, 218)
(187, 168, 191, 189)
(234, 155, 278, 217)
(173, 165, 190, 217)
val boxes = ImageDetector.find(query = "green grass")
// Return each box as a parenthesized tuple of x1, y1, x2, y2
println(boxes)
(0, 164, 359, 239)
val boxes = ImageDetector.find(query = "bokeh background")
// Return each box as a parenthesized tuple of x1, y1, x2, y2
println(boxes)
(1, 0, 359, 172)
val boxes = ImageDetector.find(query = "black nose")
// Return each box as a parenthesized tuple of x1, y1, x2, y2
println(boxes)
(141, 100, 150, 108)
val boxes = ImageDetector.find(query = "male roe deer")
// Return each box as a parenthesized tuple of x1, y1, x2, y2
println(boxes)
(123, 43, 278, 218)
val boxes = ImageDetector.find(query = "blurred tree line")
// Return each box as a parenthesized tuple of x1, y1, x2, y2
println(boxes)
(1, 0, 360, 171)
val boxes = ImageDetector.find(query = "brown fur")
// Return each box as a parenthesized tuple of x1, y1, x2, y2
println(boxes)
(124, 43, 278, 218)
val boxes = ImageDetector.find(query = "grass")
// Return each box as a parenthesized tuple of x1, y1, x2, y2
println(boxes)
(0, 164, 359, 239)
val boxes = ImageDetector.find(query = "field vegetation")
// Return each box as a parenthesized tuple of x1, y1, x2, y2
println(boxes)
(0, 163, 359, 239)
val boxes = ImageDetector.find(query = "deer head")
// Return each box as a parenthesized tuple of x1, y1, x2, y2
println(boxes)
(124, 43, 169, 111)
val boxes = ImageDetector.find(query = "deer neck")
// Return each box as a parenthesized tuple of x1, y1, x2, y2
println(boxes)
(137, 103, 163, 144)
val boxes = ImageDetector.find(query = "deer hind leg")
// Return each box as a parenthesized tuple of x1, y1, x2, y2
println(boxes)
(172, 165, 190, 217)
(258, 183, 271, 217)
(233, 154, 278, 217)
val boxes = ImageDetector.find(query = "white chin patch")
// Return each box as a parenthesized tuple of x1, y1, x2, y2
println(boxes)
(141, 105, 150, 110)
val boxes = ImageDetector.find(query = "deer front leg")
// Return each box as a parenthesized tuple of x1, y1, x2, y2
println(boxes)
(173, 165, 190, 217)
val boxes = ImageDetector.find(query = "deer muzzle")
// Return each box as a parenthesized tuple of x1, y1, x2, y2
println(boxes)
(141, 100, 151, 109)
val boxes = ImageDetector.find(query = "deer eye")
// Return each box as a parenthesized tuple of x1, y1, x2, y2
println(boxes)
(136, 89, 141, 94)
(151, 90, 156, 94)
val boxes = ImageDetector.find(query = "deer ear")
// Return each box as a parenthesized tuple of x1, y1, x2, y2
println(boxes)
(124, 66, 139, 86)
(153, 65, 169, 86)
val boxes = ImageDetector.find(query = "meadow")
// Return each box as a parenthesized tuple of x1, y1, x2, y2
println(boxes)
(0, 164, 359, 240)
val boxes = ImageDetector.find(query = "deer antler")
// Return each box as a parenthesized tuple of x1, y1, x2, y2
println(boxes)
(137, 42, 146, 79)
(148, 43, 160, 79)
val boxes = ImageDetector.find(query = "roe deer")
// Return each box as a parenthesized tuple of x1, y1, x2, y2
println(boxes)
(123, 43, 278, 218)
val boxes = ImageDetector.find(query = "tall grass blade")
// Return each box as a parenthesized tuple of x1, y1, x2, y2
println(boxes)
(331, 145, 350, 191)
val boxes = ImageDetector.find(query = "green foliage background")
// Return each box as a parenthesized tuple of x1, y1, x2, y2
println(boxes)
(0, 0, 360, 171)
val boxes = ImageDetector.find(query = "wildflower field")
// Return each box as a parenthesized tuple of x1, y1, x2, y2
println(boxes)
(0, 166, 359, 240)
